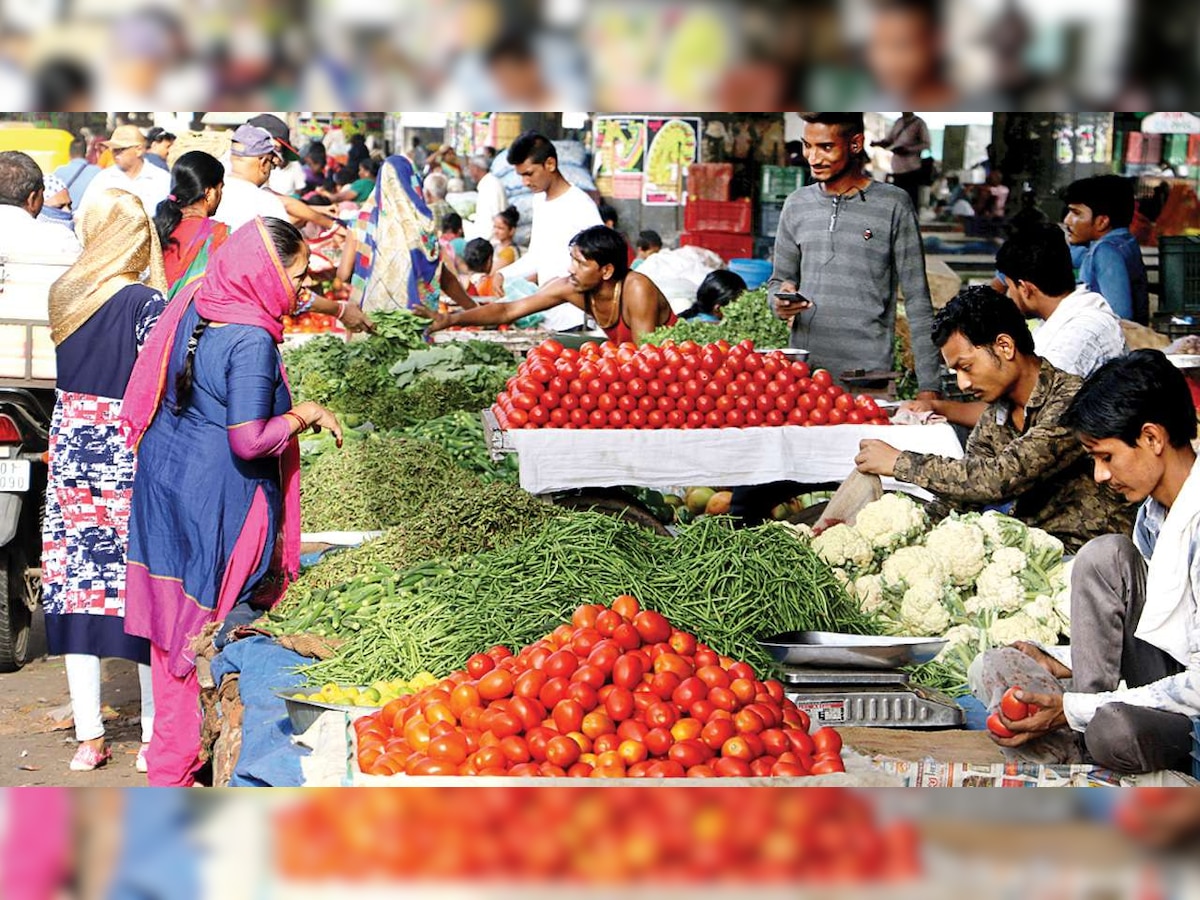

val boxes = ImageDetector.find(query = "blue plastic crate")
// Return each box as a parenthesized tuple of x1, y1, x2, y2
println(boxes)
(728, 258, 773, 290)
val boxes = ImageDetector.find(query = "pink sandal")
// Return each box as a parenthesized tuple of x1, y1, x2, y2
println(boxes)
(69, 742, 112, 772)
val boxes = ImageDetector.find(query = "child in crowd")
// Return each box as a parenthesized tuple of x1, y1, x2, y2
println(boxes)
(681, 270, 747, 322)
(492, 205, 520, 270)
(633, 229, 662, 268)
(440, 212, 467, 274)
(463, 238, 505, 297)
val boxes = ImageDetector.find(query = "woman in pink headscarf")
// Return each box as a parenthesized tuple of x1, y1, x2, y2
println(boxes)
(122, 217, 342, 786)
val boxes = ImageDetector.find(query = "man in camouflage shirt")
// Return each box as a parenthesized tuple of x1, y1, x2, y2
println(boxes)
(855, 286, 1136, 552)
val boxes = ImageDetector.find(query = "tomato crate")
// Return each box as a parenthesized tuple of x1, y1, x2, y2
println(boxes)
(683, 198, 753, 234)
(679, 231, 755, 262)
(686, 163, 733, 201)
(761, 165, 804, 203)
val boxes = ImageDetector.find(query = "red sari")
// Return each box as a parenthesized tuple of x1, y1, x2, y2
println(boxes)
(162, 217, 229, 296)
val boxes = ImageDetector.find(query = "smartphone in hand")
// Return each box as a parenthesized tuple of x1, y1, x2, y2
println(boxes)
(774, 291, 813, 308)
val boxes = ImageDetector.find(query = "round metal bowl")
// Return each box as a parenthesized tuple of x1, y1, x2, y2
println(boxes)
(758, 631, 948, 669)
(763, 348, 810, 362)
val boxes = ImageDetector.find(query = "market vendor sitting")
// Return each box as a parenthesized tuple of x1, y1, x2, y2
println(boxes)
(427, 225, 677, 344)
(854, 285, 1136, 553)
(969, 350, 1200, 775)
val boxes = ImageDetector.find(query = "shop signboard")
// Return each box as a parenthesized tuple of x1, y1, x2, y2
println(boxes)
(1142, 112, 1200, 135)
(642, 117, 701, 206)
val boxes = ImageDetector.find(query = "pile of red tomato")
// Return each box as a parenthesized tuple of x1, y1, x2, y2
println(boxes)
(283, 312, 341, 335)
(274, 788, 923, 883)
(493, 338, 890, 430)
(354, 595, 847, 779)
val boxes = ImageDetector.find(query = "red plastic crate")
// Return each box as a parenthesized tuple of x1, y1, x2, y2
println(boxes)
(687, 163, 733, 201)
(683, 198, 753, 234)
(679, 231, 755, 261)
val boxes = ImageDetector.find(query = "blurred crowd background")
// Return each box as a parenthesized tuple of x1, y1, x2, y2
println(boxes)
(0, 0, 1195, 112)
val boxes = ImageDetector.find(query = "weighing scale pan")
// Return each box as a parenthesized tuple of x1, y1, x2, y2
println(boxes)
(759, 631, 948, 669)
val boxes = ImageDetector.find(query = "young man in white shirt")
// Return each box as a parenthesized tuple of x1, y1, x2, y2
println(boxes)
(0, 151, 82, 260)
(903, 225, 1127, 430)
(78, 124, 169, 218)
(211, 124, 289, 232)
(998, 222, 1127, 379)
(973, 350, 1200, 775)
(497, 132, 602, 332)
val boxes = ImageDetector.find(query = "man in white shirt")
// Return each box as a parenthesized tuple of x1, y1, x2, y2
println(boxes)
(78, 124, 169, 218)
(973, 350, 1200, 775)
(997, 223, 1127, 379)
(0, 151, 82, 260)
(498, 132, 602, 331)
(465, 153, 506, 240)
(211, 124, 289, 232)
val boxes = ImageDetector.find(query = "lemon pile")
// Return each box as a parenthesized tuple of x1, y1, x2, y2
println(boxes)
(294, 672, 438, 708)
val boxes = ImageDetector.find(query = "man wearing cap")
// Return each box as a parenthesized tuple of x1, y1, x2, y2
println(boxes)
(143, 126, 175, 171)
(37, 174, 75, 231)
(78, 124, 169, 217)
(246, 113, 351, 235)
(210, 124, 290, 232)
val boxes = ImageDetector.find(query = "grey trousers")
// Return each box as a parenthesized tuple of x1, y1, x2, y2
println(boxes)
(970, 534, 1194, 774)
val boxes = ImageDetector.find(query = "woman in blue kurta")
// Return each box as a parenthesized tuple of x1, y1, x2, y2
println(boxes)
(122, 217, 343, 786)
(43, 188, 167, 773)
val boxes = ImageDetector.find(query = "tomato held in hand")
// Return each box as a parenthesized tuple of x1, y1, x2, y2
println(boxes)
(1000, 686, 1035, 721)
(986, 712, 1015, 738)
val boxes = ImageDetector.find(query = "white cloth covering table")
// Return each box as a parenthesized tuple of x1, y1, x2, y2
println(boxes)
(500, 422, 964, 499)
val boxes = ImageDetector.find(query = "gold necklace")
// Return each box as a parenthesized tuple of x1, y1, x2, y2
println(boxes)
(590, 281, 622, 329)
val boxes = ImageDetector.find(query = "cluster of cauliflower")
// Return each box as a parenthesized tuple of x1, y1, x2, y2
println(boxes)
(804, 494, 1072, 686)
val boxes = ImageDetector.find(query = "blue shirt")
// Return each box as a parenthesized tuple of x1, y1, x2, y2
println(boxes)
(53, 158, 100, 211)
(1076, 228, 1148, 325)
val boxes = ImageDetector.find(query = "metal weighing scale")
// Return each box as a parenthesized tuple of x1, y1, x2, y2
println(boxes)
(759, 631, 964, 729)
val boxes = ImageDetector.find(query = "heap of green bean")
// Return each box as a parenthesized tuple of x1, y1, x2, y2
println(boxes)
(297, 513, 877, 686)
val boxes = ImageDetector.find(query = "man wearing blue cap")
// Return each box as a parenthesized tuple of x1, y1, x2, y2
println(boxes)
(211, 124, 289, 232)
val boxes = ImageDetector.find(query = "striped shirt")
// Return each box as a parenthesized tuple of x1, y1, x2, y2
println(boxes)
(767, 181, 941, 392)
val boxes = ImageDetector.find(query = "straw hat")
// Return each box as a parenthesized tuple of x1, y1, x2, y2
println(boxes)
(102, 124, 144, 150)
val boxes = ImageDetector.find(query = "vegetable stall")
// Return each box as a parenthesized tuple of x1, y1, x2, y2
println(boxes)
(191, 307, 1195, 788)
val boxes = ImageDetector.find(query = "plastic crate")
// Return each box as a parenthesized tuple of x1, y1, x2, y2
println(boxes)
(761, 165, 804, 203)
(1152, 313, 1200, 341)
(753, 235, 776, 261)
(687, 163, 733, 201)
(1193, 718, 1199, 781)
(759, 201, 784, 238)
(1158, 236, 1200, 314)
(728, 258, 773, 290)
(939, 369, 974, 403)
(683, 198, 753, 234)
(679, 231, 755, 262)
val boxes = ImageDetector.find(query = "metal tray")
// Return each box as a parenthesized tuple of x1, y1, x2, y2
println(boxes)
(758, 631, 948, 669)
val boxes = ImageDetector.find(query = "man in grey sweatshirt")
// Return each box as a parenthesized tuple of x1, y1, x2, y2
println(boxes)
(732, 111, 943, 525)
